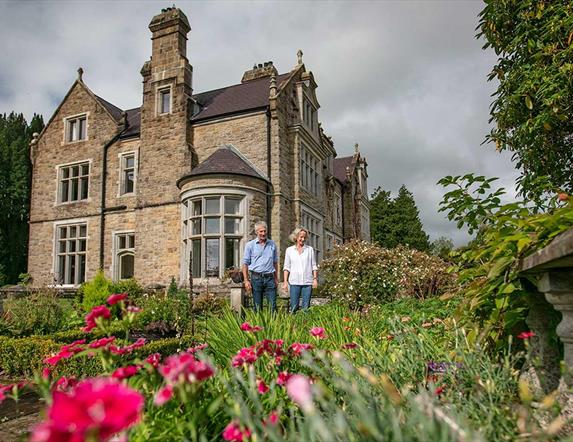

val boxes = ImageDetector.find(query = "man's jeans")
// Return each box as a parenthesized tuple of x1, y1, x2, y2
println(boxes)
(251, 273, 277, 313)
(289, 285, 312, 313)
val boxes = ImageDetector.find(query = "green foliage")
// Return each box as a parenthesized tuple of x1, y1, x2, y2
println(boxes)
(478, 1, 573, 198)
(429, 236, 455, 261)
(167, 276, 178, 297)
(1, 292, 79, 336)
(370, 185, 429, 251)
(79, 269, 113, 311)
(439, 174, 573, 347)
(110, 278, 144, 299)
(133, 292, 192, 336)
(0, 112, 44, 284)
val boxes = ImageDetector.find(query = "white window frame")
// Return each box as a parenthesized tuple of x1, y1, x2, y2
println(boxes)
(112, 231, 135, 281)
(157, 85, 172, 115)
(181, 192, 247, 280)
(53, 219, 88, 287)
(301, 207, 322, 263)
(64, 113, 88, 143)
(300, 143, 321, 196)
(56, 160, 91, 204)
(118, 151, 137, 196)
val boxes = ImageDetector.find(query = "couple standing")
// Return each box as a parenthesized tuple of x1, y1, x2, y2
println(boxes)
(241, 221, 318, 313)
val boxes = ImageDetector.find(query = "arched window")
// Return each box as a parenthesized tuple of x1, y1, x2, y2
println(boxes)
(182, 194, 245, 279)
(114, 232, 135, 280)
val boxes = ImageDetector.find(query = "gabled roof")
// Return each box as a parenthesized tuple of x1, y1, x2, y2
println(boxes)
(333, 156, 354, 184)
(177, 146, 268, 188)
(121, 107, 141, 139)
(95, 95, 124, 121)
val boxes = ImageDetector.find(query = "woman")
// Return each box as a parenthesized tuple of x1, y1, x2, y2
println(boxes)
(283, 227, 318, 313)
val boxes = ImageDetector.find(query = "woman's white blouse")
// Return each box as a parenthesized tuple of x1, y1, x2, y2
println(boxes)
(283, 245, 318, 285)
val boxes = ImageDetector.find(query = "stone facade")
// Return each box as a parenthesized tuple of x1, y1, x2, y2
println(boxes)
(27, 7, 370, 288)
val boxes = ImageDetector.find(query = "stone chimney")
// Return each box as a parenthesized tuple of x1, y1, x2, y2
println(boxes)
(241, 61, 278, 83)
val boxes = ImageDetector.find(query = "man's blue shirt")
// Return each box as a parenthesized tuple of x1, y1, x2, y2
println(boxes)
(242, 238, 278, 273)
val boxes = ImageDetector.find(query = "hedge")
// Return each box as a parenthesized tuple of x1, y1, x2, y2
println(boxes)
(0, 334, 198, 379)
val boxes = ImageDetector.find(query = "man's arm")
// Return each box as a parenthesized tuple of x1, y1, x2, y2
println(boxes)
(242, 242, 252, 292)
(273, 242, 279, 285)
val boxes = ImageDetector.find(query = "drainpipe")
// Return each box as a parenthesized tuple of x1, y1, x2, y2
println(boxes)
(266, 107, 272, 236)
(99, 114, 128, 270)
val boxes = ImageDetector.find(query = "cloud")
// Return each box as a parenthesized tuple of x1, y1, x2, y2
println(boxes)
(0, 0, 519, 246)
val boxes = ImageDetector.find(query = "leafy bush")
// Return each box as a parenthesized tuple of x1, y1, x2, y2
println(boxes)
(134, 292, 192, 336)
(193, 292, 226, 316)
(111, 278, 144, 299)
(79, 269, 112, 311)
(1, 291, 80, 336)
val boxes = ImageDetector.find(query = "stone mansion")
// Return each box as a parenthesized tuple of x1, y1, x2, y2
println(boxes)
(27, 7, 370, 288)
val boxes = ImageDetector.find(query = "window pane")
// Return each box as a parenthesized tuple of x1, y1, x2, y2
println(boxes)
(192, 201, 202, 216)
(60, 180, 69, 202)
(58, 241, 66, 253)
(161, 90, 170, 113)
(119, 235, 126, 249)
(69, 120, 77, 141)
(224, 198, 241, 214)
(72, 165, 79, 177)
(71, 179, 79, 201)
(192, 219, 202, 235)
(62, 168, 70, 179)
(79, 118, 86, 140)
(78, 255, 86, 284)
(128, 234, 135, 249)
(69, 226, 77, 238)
(205, 238, 220, 277)
(79, 225, 86, 237)
(69, 240, 76, 253)
(120, 254, 135, 279)
(69, 255, 76, 285)
(79, 239, 86, 252)
(191, 239, 201, 278)
(81, 163, 89, 176)
(205, 217, 220, 234)
(80, 177, 89, 199)
(126, 156, 134, 168)
(225, 238, 240, 269)
(57, 256, 65, 283)
(205, 198, 219, 214)
(125, 171, 134, 193)
(225, 217, 240, 234)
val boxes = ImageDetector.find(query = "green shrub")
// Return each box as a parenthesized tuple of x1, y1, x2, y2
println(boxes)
(0, 335, 59, 378)
(2, 292, 79, 336)
(79, 269, 113, 311)
(134, 292, 191, 336)
(110, 278, 144, 299)
(193, 292, 226, 316)
(167, 276, 178, 297)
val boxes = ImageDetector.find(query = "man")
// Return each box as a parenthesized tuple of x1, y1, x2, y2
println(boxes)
(242, 220, 279, 312)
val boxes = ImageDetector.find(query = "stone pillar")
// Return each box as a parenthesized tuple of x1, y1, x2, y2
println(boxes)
(538, 270, 573, 382)
(229, 283, 245, 312)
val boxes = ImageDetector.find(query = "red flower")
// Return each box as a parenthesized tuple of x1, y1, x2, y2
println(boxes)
(517, 331, 535, 340)
(287, 374, 313, 411)
(42, 367, 51, 380)
(435, 386, 445, 396)
(107, 293, 128, 305)
(232, 346, 258, 367)
(342, 342, 358, 349)
(558, 193, 569, 202)
(44, 340, 86, 366)
(263, 410, 279, 426)
(277, 371, 291, 386)
(109, 338, 146, 355)
(111, 365, 140, 380)
(188, 343, 208, 354)
(89, 336, 116, 349)
(31, 377, 144, 442)
(289, 342, 313, 356)
(153, 385, 173, 406)
(257, 379, 269, 394)
(53, 376, 78, 393)
(158, 352, 215, 384)
(310, 327, 326, 339)
(240, 322, 263, 332)
(0, 384, 14, 404)
(82, 305, 111, 332)
(145, 353, 161, 368)
(222, 421, 251, 441)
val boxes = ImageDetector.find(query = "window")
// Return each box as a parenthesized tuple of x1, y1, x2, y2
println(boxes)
(300, 144, 320, 196)
(301, 210, 321, 262)
(114, 232, 135, 280)
(119, 153, 136, 195)
(66, 115, 87, 142)
(58, 162, 89, 203)
(158, 87, 171, 114)
(55, 223, 87, 285)
(182, 195, 245, 279)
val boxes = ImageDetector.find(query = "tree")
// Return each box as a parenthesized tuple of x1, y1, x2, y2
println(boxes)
(430, 236, 454, 261)
(0, 112, 44, 285)
(478, 1, 573, 198)
(370, 185, 430, 251)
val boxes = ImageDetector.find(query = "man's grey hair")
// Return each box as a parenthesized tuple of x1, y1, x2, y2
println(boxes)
(254, 220, 268, 231)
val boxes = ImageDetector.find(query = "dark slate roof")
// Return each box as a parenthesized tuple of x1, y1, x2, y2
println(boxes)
(177, 147, 268, 188)
(333, 156, 354, 183)
(121, 107, 141, 138)
(192, 73, 290, 121)
(95, 95, 124, 121)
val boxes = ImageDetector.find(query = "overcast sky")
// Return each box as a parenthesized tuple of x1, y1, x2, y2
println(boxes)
(0, 0, 519, 245)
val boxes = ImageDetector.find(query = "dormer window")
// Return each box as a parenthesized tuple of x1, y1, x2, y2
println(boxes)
(158, 86, 171, 115)
(66, 114, 87, 142)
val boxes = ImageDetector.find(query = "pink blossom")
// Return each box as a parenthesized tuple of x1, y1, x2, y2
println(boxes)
(518, 331, 535, 339)
(89, 336, 116, 349)
(277, 371, 291, 386)
(240, 322, 263, 332)
(232, 346, 258, 367)
(256, 339, 284, 357)
(188, 343, 208, 353)
(42, 367, 51, 380)
(310, 327, 326, 339)
(289, 342, 313, 356)
(222, 421, 252, 441)
(53, 376, 78, 393)
(107, 292, 128, 305)
(342, 342, 358, 349)
(82, 305, 111, 332)
(153, 385, 173, 406)
(126, 305, 142, 313)
(263, 410, 279, 426)
(257, 379, 269, 394)
(145, 353, 161, 368)
(286, 374, 313, 411)
(109, 338, 146, 355)
(31, 377, 143, 442)
(159, 352, 215, 384)
(111, 365, 140, 380)
(0, 384, 13, 404)
(44, 340, 86, 366)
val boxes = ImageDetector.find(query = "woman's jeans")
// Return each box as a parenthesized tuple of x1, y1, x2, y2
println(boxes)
(289, 285, 312, 313)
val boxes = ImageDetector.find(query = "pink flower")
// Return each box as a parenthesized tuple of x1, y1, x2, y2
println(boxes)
(109, 338, 146, 355)
(107, 293, 128, 305)
(310, 327, 326, 339)
(257, 379, 269, 394)
(222, 421, 251, 441)
(31, 377, 144, 442)
(188, 343, 208, 353)
(276, 371, 291, 386)
(232, 346, 258, 367)
(53, 376, 78, 393)
(159, 352, 215, 384)
(263, 410, 279, 426)
(89, 336, 116, 349)
(42, 367, 51, 379)
(111, 365, 140, 380)
(435, 385, 445, 396)
(82, 305, 111, 332)
(342, 342, 358, 349)
(289, 342, 313, 356)
(517, 331, 535, 340)
(256, 339, 284, 357)
(153, 385, 173, 406)
(240, 322, 263, 332)
(145, 353, 161, 368)
(0, 384, 13, 404)
(127, 305, 142, 313)
(286, 374, 313, 411)
(44, 340, 86, 366)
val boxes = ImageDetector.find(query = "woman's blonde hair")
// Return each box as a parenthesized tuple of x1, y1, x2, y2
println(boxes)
(289, 227, 309, 243)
